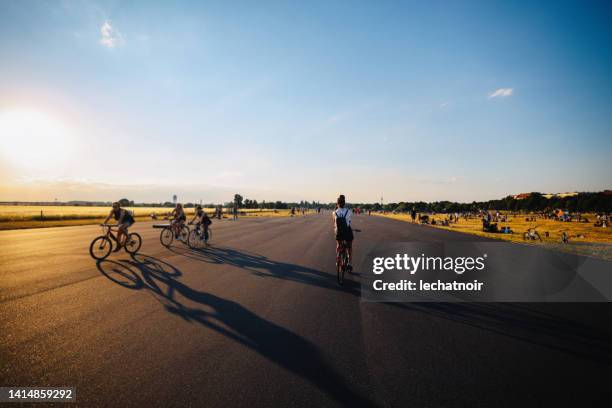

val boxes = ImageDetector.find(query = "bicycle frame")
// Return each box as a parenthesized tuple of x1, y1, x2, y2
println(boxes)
(101, 224, 125, 245)
(168, 217, 185, 234)
(336, 241, 350, 285)
(337, 242, 348, 259)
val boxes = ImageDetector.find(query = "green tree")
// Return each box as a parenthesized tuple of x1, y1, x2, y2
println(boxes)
(234, 194, 243, 208)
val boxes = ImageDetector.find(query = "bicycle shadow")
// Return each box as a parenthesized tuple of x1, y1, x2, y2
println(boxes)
(96, 254, 378, 407)
(166, 246, 612, 366)
(168, 245, 364, 296)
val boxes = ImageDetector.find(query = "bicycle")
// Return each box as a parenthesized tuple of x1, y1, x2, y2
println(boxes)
(187, 223, 213, 248)
(523, 226, 542, 241)
(89, 224, 142, 260)
(157, 219, 189, 247)
(336, 240, 350, 285)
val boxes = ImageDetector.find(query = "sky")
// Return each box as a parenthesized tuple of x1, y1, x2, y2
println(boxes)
(0, 0, 611, 204)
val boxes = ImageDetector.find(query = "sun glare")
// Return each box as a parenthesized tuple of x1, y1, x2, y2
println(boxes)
(0, 109, 74, 169)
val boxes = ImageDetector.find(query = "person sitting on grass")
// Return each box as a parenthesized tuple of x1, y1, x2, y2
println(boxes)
(103, 202, 135, 252)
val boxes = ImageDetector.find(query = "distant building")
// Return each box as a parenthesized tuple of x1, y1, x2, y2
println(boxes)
(513, 193, 532, 200)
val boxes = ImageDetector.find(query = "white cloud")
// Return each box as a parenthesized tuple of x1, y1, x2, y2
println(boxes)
(488, 88, 513, 99)
(99, 20, 125, 48)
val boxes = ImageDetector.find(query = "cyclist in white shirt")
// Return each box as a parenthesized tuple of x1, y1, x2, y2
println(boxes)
(333, 195, 354, 270)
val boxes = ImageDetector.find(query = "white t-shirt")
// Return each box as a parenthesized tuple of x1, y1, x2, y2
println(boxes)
(333, 208, 352, 230)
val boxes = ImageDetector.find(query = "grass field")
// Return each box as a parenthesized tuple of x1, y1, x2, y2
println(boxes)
(0, 205, 302, 230)
(375, 212, 612, 260)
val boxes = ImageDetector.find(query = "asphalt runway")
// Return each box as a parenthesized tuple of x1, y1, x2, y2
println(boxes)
(1, 213, 611, 407)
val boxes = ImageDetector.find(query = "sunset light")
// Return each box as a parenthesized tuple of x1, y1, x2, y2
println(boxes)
(0, 109, 73, 169)
(0, 2, 611, 406)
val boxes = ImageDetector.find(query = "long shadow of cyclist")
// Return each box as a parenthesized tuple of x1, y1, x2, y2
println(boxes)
(96, 255, 378, 407)
(165, 246, 612, 365)
(168, 244, 364, 296)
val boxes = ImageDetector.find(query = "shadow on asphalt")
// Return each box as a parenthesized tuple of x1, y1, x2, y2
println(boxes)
(96, 254, 378, 407)
(166, 245, 612, 365)
(402, 302, 612, 365)
(169, 244, 363, 295)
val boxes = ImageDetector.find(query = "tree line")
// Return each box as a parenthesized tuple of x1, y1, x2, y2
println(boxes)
(24, 191, 609, 214)
(350, 192, 612, 214)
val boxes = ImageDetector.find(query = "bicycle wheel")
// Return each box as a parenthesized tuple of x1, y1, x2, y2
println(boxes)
(187, 229, 199, 248)
(124, 232, 142, 254)
(206, 228, 212, 243)
(160, 227, 174, 247)
(90, 236, 112, 260)
(336, 251, 345, 285)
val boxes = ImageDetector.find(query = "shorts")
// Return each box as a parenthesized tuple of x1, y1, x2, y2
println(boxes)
(119, 219, 134, 229)
(172, 216, 186, 224)
(336, 227, 354, 242)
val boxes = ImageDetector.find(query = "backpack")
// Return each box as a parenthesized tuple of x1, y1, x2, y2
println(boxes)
(335, 209, 349, 233)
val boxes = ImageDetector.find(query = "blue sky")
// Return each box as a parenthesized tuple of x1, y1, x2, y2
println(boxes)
(0, 0, 610, 203)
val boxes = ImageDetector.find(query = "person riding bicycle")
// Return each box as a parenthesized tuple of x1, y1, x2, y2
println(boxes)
(333, 195, 353, 271)
(189, 205, 212, 242)
(103, 202, 135, 252)
(170, 203, 186, 239)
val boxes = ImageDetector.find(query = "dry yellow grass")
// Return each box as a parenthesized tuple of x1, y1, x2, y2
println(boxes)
(375, 212, 612, 260)
(0, 205, 303, 230)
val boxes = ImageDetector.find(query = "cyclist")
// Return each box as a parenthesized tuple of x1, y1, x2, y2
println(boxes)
(333, 194, 353, 271)
(170, 203, 186, 239)
(103, 202, 135, 252)
(189, 205, 212, 242)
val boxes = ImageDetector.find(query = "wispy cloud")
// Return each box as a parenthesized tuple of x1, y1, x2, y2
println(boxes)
(488, 88, 513, 99)
(99, 20, 125, 48)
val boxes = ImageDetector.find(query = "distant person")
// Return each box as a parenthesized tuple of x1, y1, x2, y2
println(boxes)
(410, 206, 417, 222)
(291, 207, 295, 217)
(232, 205, 238, 220)
(103, 202, 135, 252)
(333, 195, 354, 271)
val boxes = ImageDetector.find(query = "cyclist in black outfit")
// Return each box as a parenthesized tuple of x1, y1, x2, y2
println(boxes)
(103, 202, 135, 252)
